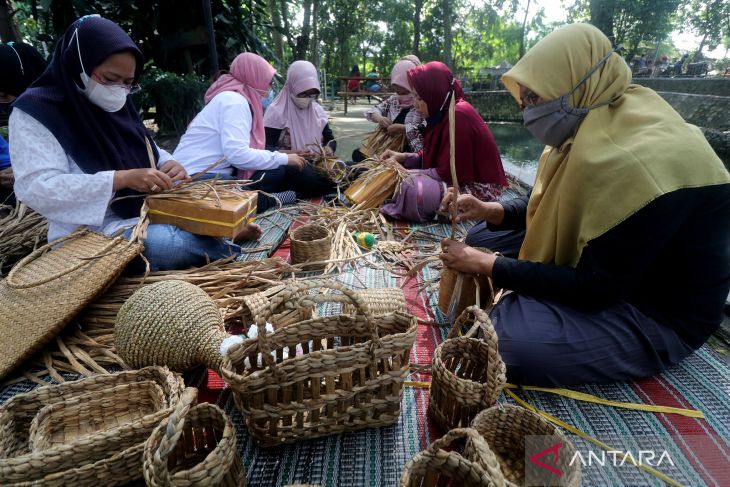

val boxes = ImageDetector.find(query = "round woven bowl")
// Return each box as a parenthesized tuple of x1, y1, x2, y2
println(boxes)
(290, 224, 331, 270)
(471, 404, 581, 487)
(115, 280, 229, 373)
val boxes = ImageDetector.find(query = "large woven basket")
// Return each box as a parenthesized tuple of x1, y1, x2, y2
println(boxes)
(144, 388, 245, 486)
(289, 224, 331, 270)
(115, 280, 229, 373)
(0, 367, 184, 486)
(428, 307, 506, 431)
(471, 404, 581, 487)
(221, 280, 417, 447)
(0, 229, 142, 380)
(400, 428, 510, 487)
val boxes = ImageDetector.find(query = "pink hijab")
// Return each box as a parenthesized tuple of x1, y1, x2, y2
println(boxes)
(390, 56, 420, 93)
(204, 52, 276, 150)
(263, 60, 328, 151)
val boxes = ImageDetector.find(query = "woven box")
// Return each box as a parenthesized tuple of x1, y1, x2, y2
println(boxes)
(148, 190, 257, 239)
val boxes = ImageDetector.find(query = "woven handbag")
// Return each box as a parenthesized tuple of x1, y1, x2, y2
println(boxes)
(221, 280, 417, 447)
(0, 228, 143, 381)
(471, 404, 581, 487)
(144, 387, 245, 486)
(400, 428, 511, 487)
(428, 306, 506, 431)
(0, 367, 184, 486)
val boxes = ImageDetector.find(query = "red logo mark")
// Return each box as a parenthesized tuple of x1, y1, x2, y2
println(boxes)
(529, 442, 564, 477)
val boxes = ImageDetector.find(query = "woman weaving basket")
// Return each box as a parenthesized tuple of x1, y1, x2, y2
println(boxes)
(10, 16, 262, 272)
(439, 24, 730, 386)
(379, 61, 508, 222)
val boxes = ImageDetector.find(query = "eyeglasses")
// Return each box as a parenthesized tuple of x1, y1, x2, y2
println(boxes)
(297, 94, 319, 99)
(519, 91, 540, 111)
(92, 73, 141, 94)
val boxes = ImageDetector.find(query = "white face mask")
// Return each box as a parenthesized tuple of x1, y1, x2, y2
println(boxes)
(291, 95, 313, 109)
(72, 28, 129, 112)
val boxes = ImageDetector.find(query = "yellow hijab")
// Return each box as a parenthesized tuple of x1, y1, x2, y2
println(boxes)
(502, 23, 730, 267)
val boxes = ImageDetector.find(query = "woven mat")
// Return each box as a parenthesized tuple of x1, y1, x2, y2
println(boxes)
(236, 205, 300, 262)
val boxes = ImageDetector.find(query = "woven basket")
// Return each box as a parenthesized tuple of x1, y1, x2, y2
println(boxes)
(428, 307, 506, 431)
(342, 287, 408, 316)
(242, 284, 314, 329)
(221, 280, 417, 447)
(437, 259, 494, 320)
(115, 280, 229, 373)
(144, 387, 245, 486)
(471, 404, 581, 487)
(400, 428, 510, 487)
(290, 224, 332, 270)
(0, 229, 142, 380)
(0, 367, 184, 486)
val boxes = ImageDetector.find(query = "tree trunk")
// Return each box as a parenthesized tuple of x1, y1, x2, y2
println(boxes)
(0, 0, 21, 42)
(693, 31, 709, 62)
(589, 0, 615, 42)
(311, 0, 319, 65)
(279, 0, 296, 52)
(413, 0, 423, 57)
(268, 0, 285, 61)
(519, 0, 531, 59)
(442, 0, 453, 68)
(295, 0, 312, 60)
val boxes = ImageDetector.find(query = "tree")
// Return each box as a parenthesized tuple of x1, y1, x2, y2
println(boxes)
(413, 0, 422, 57)
(679, 0, 730, 61)
(443, 0, 453, 67)
(0, 0, 22, 42)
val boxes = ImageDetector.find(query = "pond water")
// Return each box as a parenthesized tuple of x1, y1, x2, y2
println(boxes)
(488, 122, 544, 186)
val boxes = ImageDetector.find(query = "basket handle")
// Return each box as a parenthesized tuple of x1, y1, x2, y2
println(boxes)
(254, 280, 378, 370)
(151, 387, 198, 482)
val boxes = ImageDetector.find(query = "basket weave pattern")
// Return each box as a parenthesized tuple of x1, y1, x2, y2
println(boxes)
(221, 280, 417, 447)
(144, 388, 245, 486)
(0, 367, 184, 486)
(428, 307, 506, 431)
(289, 224, 331, 270)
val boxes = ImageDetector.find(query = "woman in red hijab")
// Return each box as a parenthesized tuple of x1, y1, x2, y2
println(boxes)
(380, 61, 507, 222)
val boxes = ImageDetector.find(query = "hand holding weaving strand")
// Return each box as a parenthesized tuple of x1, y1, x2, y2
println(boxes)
(440, 188, 505, 224)
(440, 239, 496, 276)
(0, 168, 14, 190)
(387, 123, 405, 136)
(287, 153, 306, 171)
(373, 112, 392, 129)
(380, 149, 407, 164)
(158, 160, 189, 182)
(113, 168, 172, 193)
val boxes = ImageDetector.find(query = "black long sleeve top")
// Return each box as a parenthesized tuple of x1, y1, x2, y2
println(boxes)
(264, 124, 336, 152)
(490, 183, 730, 349)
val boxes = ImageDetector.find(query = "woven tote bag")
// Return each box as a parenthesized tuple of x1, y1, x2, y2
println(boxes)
(0, 228, 143, 380)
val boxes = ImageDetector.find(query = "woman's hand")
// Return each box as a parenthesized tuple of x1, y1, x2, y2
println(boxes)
(0, 168, 14, 190)
(387, 123, 405, 136)
(440, 188, 505, 224)
(373, 112, 392, 129)
(380, 149, 407, 163)
(114, 168, 173, 193)
(440, 239, 496, 276)
(287, 153, 306, 171)
(158, 159, 189, 182)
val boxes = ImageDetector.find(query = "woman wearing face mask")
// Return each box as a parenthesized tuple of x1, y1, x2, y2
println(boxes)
(351, 56, 424, 163)
(173, 53, 308, 211)
(10, 16, 261, 271)
(260, 60, 336, 198)
(0, 41, 47, 205)
(378, 61, 507, 222)
(440, 24, 730, 387)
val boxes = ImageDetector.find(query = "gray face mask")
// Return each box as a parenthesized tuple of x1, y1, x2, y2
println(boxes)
(522, 47, 619, 147)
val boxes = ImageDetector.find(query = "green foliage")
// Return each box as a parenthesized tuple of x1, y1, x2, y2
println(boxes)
(132, 69, 207, 136)
(679, 0, 730, 59)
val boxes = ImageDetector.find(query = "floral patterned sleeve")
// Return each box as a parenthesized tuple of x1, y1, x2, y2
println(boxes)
(404, 108, 424, 152)
(364, 97, 391, 122)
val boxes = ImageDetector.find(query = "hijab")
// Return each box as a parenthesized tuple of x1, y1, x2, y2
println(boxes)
(204, 52, 276, 150)
(407, 61, 507, 187)
(390, 56, 420, 108)
(13, 15, 157, 220)
(502, 23, 730, 266)
(263, 60, 328, 150)
(0, 42, 47, 97)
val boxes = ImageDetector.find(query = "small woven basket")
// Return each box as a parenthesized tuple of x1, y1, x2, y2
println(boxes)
(290, 224, 331, 270)
(144, 388, 245, 486)
(221, 280, 417, 447)
(437, 256, 494, 320)
(0, 367, 184, 486)
(115, 280, 229, 373)
(471, 404, 581, 487)
(428, 306, 506, 431)
(400, 428, 510, 487)
(343, 287, 408, 316)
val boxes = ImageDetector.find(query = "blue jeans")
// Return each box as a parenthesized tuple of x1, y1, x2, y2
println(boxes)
(126, 224, 241, 272)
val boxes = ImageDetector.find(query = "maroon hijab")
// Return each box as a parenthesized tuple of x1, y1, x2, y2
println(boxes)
(407, 62, 507, 186)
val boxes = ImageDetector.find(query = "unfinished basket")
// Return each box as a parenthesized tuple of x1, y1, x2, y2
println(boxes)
(360, 127, 405, 159)
(428, 307, 506, 431)
(399, 428, 509, 487)
(344, 167, 400, 210)
(343, 287, 408, 316)
(471, 404, 581, 487)
(0, 367, 184, 486)
(221, 280, 417, 447)
(290, 224, 332, 270)
(144, 387, 245, 486)
(438, 254, 494, 320)
(115, 280, 230, 373)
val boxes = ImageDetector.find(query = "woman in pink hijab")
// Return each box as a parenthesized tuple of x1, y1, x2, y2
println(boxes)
(353, 55, 425, 162)
(173, 53, 310, 211)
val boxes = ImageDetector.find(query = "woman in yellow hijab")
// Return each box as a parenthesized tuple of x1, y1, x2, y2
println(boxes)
(439, 23, 730, 386)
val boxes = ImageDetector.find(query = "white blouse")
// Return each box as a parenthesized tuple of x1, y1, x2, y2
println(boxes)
(9, 108, 175, 242)
(173, 91, 288, 176)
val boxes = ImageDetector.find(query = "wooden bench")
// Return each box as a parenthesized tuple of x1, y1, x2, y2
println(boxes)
(336, 91, 396, 114)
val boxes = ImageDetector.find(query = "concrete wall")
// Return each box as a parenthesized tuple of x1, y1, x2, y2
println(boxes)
(656, 92, 730, 131)
(632, 78, 730, 96)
